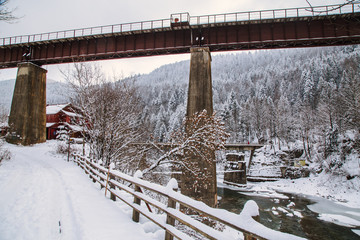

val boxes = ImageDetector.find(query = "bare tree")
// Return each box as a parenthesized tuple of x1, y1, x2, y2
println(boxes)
(63, 62, 145, 171)
(306, 0, 357, 13)
(0, 0, 17, 22)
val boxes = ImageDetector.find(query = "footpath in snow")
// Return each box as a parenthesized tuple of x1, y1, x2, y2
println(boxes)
(0, 141, 164, 240)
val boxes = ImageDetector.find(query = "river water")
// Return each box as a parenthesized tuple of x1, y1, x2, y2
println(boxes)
(217, 186, 360, 240)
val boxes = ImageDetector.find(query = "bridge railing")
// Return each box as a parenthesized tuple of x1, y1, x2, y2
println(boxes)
(72, 153, 304, 240)
(0, 18, 172, 46)
(1, 2, 359, 47)
(190, 2, 360, 25)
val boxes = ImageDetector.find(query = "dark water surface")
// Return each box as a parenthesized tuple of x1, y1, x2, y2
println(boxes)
(217, 187, 360, 240)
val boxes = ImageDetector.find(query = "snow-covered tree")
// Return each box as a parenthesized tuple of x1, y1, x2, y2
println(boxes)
(274, 96, 293, 149)
(339, 68, 360, 131)
(143, 110, 229, 175)
(63, 63, 145, 170)
(302, 69, 317, 109)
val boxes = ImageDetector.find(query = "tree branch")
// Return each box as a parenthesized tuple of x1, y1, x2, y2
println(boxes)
(306, 0, 358, 14)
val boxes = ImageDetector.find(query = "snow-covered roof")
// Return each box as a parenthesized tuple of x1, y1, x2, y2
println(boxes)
(46, 123, 57, 128)
(46, 104, 69, 115)
(63, 122, 83, 132)
(62, 110, 82, 118)
(46, 122, 82, 132)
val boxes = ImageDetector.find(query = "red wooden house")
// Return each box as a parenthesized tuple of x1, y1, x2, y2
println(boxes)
(46, 104, 82, 140)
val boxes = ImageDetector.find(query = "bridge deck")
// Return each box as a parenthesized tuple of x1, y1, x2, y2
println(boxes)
(1, 2, 360, 68)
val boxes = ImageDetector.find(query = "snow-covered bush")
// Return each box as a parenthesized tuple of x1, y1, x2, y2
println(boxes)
(56, 126, 70, 141)
(0, 139, 11, 164)
(55, 141, 76, 155)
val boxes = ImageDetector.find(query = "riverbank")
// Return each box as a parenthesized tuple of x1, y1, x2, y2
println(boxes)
(248, 173, 360, 209)
(218, 173, 360, 237)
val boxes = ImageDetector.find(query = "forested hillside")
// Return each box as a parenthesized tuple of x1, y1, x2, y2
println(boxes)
(1, 45, 358, 178)
(0, 79, 71, 125)
(0, 79, 71, 112)
(136, 46, 360, 178)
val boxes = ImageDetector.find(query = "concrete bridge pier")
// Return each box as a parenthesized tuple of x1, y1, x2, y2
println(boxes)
(181, 47, 217, 207)
(6, 62, 47, 145)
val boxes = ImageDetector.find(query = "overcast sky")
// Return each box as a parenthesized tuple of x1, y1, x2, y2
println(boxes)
(0, 0, 349, 81)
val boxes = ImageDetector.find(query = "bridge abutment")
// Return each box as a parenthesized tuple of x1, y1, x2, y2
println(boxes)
(6, 62, 47, 145)
(181, 47, 217, 207)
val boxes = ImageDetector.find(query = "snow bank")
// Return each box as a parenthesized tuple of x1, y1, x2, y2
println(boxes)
(352, 229, 360, 236)
(318, 214, 360, 228)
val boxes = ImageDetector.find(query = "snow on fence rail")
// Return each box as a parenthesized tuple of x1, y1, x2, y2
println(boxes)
(1, 2, 359, 46)
(72, 153, 305, 240)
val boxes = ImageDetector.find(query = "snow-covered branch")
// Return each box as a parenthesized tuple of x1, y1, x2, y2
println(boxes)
(143, 110, 229, 176)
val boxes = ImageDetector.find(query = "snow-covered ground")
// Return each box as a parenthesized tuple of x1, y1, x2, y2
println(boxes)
(0, 141, 163, 240)
(1, 140, 359, 239)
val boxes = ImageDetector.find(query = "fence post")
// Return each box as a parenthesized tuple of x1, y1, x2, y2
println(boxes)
(165, 178, 178, 240)
(109, 173, 116, 201)
(89, 167, 95, 182)
(67, 138, 71, 162)
(88, 159, 96, 183)
(83, 140, 85, 156)
(132, 170, 143, 222)
(105, 163, 116, 201)
(98, 160, 105, 189)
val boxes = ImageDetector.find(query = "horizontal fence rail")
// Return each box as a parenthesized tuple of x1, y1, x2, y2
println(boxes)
(1, 2, 359, 47)
(72, 153, 304, 240)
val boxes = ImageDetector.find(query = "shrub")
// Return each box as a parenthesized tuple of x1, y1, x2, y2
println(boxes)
(0, 139, 11, 164)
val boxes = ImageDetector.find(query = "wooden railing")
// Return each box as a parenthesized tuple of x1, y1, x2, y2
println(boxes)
(72, 153, 304, 240)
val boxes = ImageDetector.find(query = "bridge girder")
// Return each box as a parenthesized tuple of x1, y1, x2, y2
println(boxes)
(1, 13, 360, 68)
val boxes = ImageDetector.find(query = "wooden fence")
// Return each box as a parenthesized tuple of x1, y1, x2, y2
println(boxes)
(72, 153, 305, 240)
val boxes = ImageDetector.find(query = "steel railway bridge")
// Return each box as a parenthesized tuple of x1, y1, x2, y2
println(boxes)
(1, 2, 360, 68)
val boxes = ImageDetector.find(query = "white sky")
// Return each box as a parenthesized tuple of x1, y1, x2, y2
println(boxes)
(0, 0, 349, 81)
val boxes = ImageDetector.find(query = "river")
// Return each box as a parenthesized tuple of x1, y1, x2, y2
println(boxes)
(217, 185, 360, 240)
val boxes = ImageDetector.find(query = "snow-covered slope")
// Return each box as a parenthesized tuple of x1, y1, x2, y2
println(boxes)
(0, 141, 164, 240)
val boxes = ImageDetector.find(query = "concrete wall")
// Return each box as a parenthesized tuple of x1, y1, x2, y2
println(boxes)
(224, 154, 247, 185)
(6, 63, 47, 145)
